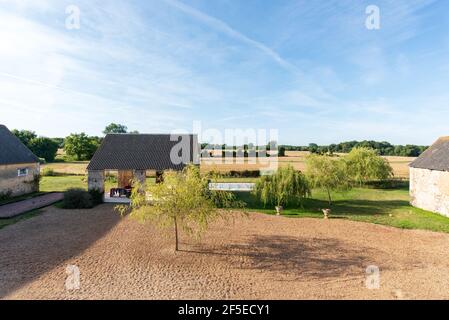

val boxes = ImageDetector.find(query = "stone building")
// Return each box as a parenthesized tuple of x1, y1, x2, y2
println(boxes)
(87, 133, 199, 202)
(409, 137, 449, 217)
(0, 125, 40, 198)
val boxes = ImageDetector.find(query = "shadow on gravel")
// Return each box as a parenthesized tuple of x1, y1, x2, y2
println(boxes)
(184, 235, 380, 280)
(0, 204, 121, 298)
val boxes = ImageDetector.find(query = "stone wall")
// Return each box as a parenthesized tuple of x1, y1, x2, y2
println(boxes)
(410, 167, 449, 217)
(0, 163, 40, 197)
(88, 170, 105, 193)
(133, 170, 146, 192)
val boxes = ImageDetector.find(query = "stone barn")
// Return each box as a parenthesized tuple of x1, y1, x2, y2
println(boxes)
(87, 133, 199, 202)
(0, 124, 40, 198)
(409, 137, 449, 217)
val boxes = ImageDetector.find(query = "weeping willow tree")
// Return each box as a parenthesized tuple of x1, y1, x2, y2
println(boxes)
(116, 165, 243, 251)
(305, 154, 351, 206)
(345, 147, 394, 186)
(252, 165, 311, 210)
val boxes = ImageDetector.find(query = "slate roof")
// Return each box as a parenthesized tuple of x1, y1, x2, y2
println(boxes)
(410, 137, 449, 172)
(0, 125, 39, 165)
(87, 133, 199, 171)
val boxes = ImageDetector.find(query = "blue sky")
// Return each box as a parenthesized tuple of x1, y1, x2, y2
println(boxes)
(0, 0, 448, 145)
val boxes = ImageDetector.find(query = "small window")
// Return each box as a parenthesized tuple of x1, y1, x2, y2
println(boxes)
(18, 168, 28, 177)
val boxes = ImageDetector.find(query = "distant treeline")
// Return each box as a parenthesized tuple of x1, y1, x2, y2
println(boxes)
(282, 141, 428, 157)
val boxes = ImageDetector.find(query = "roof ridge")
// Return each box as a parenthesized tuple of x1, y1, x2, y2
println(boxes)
(410, 136, 449, 171)
(0, 125, 39, 165)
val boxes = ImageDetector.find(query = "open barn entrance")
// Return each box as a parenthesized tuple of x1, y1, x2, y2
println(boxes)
(103, 170, 135, 203)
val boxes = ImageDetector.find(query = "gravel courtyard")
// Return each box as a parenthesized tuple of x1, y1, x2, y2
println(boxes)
(1, 204, 449, 299)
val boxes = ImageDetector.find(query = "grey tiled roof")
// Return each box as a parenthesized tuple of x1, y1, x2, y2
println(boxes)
(410, 137, 449, 172)
(0, 125, 39, 165)
(87, 133, 199, 171)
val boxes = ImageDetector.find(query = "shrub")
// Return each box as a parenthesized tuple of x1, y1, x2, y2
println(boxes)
(365, 179, 409, 189)
(228, 170, 260, 178)
(0, 190, 12, 201)
(89, 188, 104, 205)
(42, 167, 56, 176)
(62, 188, 93, 209)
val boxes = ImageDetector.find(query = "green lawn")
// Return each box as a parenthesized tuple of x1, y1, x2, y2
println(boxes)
(38, 175, 449, 234)
(235, 186, 449, 233)
(40, 175, 87, 192)
(40, 175, 156, 192)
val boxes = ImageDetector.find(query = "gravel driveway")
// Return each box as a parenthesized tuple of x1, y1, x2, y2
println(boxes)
(1, 204, 449, 299)
(0, 193, 63, 218)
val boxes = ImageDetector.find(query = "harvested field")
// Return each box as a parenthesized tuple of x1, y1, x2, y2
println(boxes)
(41, 161, 89, 176)
(201, 152, 415, 178)
(1, 205, 449, 299)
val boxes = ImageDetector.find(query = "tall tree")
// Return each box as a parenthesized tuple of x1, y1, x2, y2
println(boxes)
(116, 165, 242, 251)
(12, 129, 37, 147)
(345, 147, 393, 186)
(64, 133, 99, 161)
(103, 123, 127, 135)
(28, 137, 59, 162)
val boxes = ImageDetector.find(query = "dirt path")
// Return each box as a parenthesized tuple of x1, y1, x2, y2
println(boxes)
(0, 193, 63, 218)
(1, 204, 449, 299)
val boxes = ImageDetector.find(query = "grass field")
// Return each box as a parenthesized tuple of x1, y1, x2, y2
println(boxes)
(235, 186, 449, 233)
(41, 161, 88, 175)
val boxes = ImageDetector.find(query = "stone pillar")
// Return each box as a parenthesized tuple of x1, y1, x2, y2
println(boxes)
(88, 170, 104, 193)
(133, 170, 146, 192)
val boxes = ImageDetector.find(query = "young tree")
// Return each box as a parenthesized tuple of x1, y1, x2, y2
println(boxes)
(252, 165, 310, 210)
(305, 154, 351, 206)
(28, 137, 59, 162)
(64, 133, 99, 161)
(345, 147, 393, 186)
(103, 123, 128, 135)
(117, 165, 242, 251)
